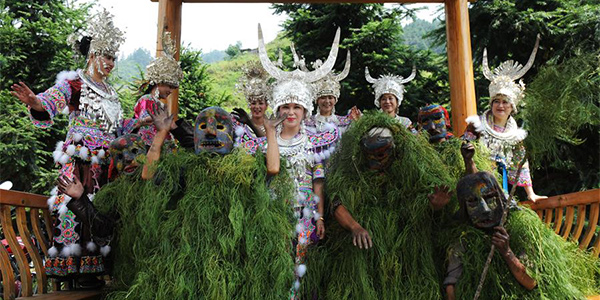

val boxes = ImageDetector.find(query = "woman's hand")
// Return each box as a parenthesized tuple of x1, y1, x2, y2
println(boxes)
(57, 175, 84, 200)
(264, 112, 287, 134)
(350, 224, 372, 249)
(316, 218, 326, 240)
(349, 106, 361, 121)
(11, 82, 43, 111)
(231, 108, 251, 125)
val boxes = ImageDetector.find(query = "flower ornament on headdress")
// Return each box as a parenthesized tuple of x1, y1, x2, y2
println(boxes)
(235, 61, 272, 105)
(146, 32, 184, 88)
(483, 34, 540, 113)
(365, 66, 416, 108)
(258, 24, 341, 119)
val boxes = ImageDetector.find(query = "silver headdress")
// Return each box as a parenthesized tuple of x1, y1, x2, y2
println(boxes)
(85, 8, 125, 58)
(483, 34, 540, 113)
(146, 32, 184, 87)
(258, 24, 341, 118)
(365, 66, 416, 108)
(235, 60, 272, 105)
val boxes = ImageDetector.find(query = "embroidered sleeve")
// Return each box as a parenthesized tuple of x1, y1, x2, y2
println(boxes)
(29, 80, 73, 128)
(117, 118, 141, 136)
(507, 144, 533, 187)
(133, 95, 160, 119)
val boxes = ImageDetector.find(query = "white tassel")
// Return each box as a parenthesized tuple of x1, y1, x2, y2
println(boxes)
(47, 195, 57, 210)
(58, 203, 68, 217)
(79, 146, 89, 160)
(53, 149, 63, 163)
(48, 246, 58, 257)
(91, 156, 99, 165)
(55, 141, 65, 152)
(55, 70, 78, 85)
(302, 208, 311, 218)
(100, 245, 111, 257)
(61, 106, 70, 115)
(87, 193, 95, 202)
(97, 149, 106, 159)
(323, 122, 335, 132)
(297, 264, 307, 277)
(313, 212, 321, 221)
(319, 152, 326, 162)
(59, 153, 70, 165)
(86, 241, 97, 252)
(465, 115, 483, 133)
(329, 145, 336, 153)
(295, 223, 304, 234)
(62, 195, 72, 206)
(323, 149, 331, 159)
(313, 195, 320, 204)
(294, 280, 300, 290)
(60, 244, 71, 257)
(66, 144, 76, 156)
(73, 133, 83, 142)
(50, 186, 58, 195)
(70, 243, 81, 256)
(235, 126, 245, 138)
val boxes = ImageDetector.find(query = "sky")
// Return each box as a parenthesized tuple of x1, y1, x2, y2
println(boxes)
(79, 0, 442, 58)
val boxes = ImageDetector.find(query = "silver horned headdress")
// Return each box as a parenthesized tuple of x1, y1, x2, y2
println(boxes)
(86, 8, 125, 58)
(365, 66, 416, 108)
(235, 60, 272, 105)
(146, 32, 184, 87)
(290, 44, 351, 100)
(258, 24, 341, 118)
(483, 34, 540, 113)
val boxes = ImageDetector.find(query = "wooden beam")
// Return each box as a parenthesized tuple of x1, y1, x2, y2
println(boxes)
(156, 0, 182, 118)
(521, 189, 600, 210)
(0, 189, 48, 209)
(445, 0, 477, 135)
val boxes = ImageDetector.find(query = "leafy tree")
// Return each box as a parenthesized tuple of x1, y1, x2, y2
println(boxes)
(402, 18, 443, 53)
(272, 4, 449, 121)
(114, 48, 153, 84)
(0, 0, 89, 193)
(225, 41, 242, 60)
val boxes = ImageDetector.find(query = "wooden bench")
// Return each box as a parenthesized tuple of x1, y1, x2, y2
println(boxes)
(0, 189, 102, 300)
(522, 188, 600, 300)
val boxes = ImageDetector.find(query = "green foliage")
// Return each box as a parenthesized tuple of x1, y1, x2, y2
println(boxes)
(442, 208, 599, 299)
(0, 0, 89, 193)
(521, 53, 600, 192)
(114, 48, 153, 85)
(307, 112, 454, 299)
(178, 46, 229, 122)
(402, 18, 444, 53)
(225, 41, 242, 60)
(94, 150, 295, 299)
(272, 4, 450, 122)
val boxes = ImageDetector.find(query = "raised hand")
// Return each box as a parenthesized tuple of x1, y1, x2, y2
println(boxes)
(349, 106, 362, 121)
(460, 142, 475, 161)
(264, 112, 287, 133)
(57, 175, 84, 200)
(150, 106, 174, 132)
(11, 82, 43, 111)
(428, 185, 451, 211)
(231, 108, 251, 125)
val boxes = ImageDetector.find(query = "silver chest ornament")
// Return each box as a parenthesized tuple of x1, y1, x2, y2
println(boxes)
(78, 70, 122, 134)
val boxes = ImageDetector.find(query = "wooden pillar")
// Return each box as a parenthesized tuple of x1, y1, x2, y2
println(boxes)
(445, 0, 477, 135)
(156, 0, 182, 117)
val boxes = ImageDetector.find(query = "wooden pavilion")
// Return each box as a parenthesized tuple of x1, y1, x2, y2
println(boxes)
(150, 0, 476, 135)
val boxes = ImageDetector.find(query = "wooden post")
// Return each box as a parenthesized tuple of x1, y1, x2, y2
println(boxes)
(445, 0, 477, 135)
(156, 0, 182, 118)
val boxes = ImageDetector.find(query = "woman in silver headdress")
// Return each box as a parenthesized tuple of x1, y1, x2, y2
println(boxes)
(232, 60, 273, 140)
(10, 9, 145, 284)
(251, 24, 341, 299)
(365, 66, 418, 133)
(465, 35, 547, 202)
(134, 32, 183, 148)
(298, 51, 360, 134)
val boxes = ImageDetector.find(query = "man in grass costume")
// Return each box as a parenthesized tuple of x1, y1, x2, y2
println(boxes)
(302, 111, 453, 299)
(442, 146, 599, 300)
(93, 107, 296, 299)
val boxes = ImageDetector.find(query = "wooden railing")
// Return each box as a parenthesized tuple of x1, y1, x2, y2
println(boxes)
(0, 189, 102, 300)
(521, 189, 600, 257)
